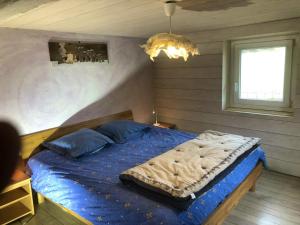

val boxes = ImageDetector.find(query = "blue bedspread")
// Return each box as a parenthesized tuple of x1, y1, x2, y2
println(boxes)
(28, 127, 266, 225)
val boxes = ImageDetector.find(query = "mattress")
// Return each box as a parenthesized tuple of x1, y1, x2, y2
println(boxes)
(120, 130, 260, 200)
(27, 126, 266, 225)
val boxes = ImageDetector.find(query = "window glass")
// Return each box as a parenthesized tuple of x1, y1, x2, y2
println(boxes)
(240, 47, 286, 102)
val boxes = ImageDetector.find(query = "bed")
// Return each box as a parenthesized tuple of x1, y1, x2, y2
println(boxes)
(21, 110, 266, 225)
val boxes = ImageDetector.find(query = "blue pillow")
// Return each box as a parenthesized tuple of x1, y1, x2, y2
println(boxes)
(95, 120, 149, 143)
(43, 128, 114, 158)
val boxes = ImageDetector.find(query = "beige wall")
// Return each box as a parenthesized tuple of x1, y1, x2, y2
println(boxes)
(154, 18, 300, 177)
(0, 28, 154, 135)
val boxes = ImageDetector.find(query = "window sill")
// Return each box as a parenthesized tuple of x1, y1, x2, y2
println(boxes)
(224, 107, 294, 118)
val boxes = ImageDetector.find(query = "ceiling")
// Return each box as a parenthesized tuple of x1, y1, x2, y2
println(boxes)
(0, 0, 299, 38)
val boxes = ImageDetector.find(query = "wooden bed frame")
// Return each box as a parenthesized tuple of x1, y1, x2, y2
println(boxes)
(20, 110, 263, 225)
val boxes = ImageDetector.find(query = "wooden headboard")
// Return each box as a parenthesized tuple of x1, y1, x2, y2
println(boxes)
(20, 110, 133, 159)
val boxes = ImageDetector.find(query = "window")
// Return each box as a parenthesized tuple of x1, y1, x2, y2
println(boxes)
(223, 36, 295, 115)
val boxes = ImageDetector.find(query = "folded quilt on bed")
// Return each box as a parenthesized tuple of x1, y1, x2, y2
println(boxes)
(120, 130, 260, 199)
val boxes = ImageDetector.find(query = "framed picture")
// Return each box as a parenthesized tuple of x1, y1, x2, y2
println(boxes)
(48, 41, 108, 64)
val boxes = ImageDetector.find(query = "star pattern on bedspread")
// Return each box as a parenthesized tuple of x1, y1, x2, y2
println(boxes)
(124, 202, 131, 208)
(146, 211, 153, 219)
(97, 216, 103, 221)
(28, 127, 266, 225)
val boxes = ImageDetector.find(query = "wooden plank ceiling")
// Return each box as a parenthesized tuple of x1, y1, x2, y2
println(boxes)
(0, 0, 299, 37)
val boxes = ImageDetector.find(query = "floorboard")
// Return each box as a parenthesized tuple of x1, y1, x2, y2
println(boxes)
(226, 170, 300, 225)
(9, 170, 300, 225)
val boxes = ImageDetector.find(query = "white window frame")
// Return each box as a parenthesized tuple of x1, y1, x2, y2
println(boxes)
(223, 35, 296, 115)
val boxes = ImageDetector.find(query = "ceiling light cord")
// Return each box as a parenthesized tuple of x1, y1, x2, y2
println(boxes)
(169, 16, 172, 34)
(164, 0, 176, 34)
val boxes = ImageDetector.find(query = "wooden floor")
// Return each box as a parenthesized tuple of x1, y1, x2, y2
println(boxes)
(10, 200, 85, 225)
(11, 170, 300, 225)
(224, 170, 300, 225)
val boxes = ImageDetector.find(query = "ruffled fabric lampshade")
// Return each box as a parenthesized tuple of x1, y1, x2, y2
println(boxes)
(141, 33, 199, 61)
(141, 1, 199, 61)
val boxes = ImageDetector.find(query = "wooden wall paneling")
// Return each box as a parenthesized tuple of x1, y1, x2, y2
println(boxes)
(296, 79, 300, 95)
(155, 97, 300, 122)
(157, 108, 300, 136)
(158, 116, 300, 150)
(155, 54, 223, 68)
(295, 95, 300, 108)
(155, 98, 222, 113)
(154, 66, 222, 79)
(267, 159, 300, 177)
(154, 18, 300, 176)
(156, 41, 223, 57)
(155, 88, 222, 102)
(155, 78, 222, 90)
(162, 116, 300, 177)
(196, 41, 224, 55)
(262, 144, 300, 164)
(156, 115, 300, 176)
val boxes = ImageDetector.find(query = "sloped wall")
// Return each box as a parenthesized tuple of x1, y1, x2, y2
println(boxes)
(0, 28, 154, 135)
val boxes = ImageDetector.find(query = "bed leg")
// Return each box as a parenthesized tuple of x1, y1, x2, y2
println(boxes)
(249, 182, 256, 192)
(37, 193, 45, 204)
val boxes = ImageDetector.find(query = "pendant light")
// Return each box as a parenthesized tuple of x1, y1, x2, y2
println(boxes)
(141, 1, 199, 61)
